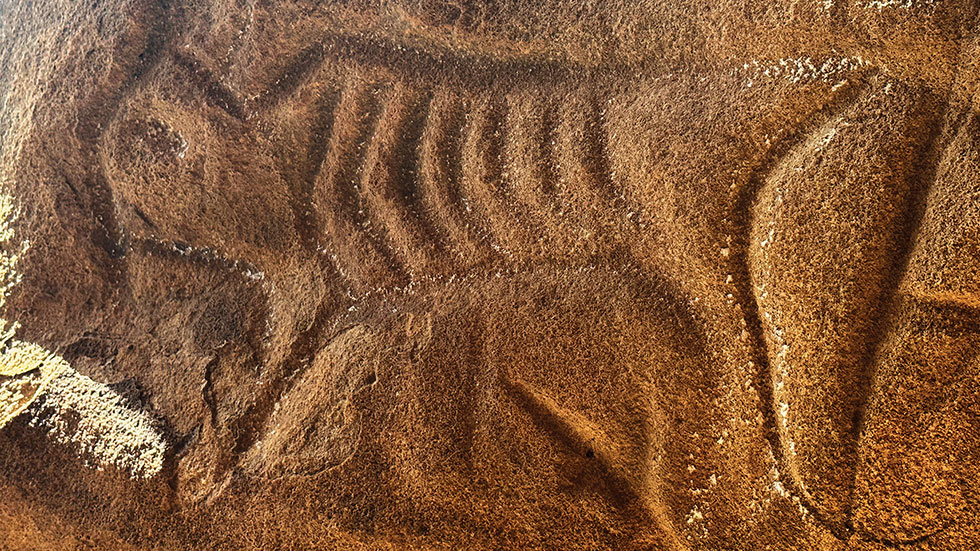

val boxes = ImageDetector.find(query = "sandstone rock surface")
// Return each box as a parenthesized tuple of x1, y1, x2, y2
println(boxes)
(0, 0, 978, 549)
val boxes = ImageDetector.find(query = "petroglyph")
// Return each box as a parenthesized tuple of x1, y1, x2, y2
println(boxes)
(5, 0, 980, 547)
(741, 77, 968, 544)
(97, 32, 974, 542)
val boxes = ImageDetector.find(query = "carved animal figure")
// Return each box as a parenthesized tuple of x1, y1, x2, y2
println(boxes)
(0, 0, 977, 549)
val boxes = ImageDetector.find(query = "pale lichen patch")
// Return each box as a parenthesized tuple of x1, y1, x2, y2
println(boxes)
(0, 341, 67, 427)
(0, 191, 65, 426)
(0, 190, 165, 479)
(26, 368, 167, 479)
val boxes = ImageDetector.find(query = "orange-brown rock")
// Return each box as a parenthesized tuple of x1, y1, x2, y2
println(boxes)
(0, 0, 978, 549)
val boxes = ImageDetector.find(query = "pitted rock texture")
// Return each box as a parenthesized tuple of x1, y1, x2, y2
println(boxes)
(0, 0, 979, 549)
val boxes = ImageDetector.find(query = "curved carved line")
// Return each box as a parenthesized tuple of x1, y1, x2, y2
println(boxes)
(247, 29, 620, 114)
(295, 86, 342, 256)
(359, 85, 450, 275)
(727, 78, 870, 541)
(173, 52, 247, 121)
(417, 89, 488, 261)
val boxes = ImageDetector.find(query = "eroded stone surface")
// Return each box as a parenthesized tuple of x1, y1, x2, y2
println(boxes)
(0, 0, 978, 549)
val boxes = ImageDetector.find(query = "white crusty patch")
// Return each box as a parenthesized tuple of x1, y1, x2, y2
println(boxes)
(26, 368, 167, 479)
(740, 57, 869, 88)
(865, 0, 934, 10)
